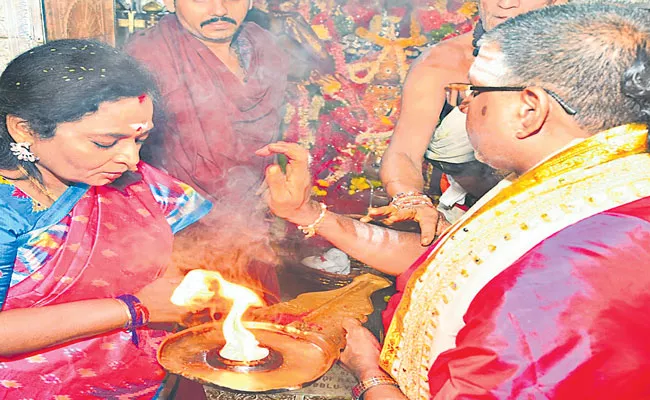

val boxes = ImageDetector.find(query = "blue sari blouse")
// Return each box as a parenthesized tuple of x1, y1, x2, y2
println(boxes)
(0, 165, 212, 308)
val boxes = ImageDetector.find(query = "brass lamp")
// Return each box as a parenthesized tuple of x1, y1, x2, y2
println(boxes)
(158, 273, 392, 393)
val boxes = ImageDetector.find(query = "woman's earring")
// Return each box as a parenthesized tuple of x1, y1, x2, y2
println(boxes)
(10, 142, 38, 163)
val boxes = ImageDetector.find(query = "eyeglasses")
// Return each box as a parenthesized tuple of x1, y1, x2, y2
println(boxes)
(444, 83, 577, 116)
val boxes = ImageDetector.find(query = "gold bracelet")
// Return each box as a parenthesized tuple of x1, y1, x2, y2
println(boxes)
(115, 298, 132, 329)
(391, 193, 434, 210)
(351, 376, 400, 400)
(297, 202, 327, 238)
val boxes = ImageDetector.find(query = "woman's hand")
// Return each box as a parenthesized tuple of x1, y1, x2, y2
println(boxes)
(340, 318, 387, 381)
(256, 141, 321, 225)
(135, 268, 198, 324)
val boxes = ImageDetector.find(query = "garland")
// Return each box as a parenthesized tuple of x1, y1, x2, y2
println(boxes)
(276, 0, 478, 210)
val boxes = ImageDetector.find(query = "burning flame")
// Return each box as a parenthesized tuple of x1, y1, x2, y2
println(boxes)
(171, 269, 269, 362)
(170, 269, 217, 308)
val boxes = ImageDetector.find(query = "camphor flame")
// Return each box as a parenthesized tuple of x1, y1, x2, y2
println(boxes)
(170, 269, 269, 362)
(170, 269, 217, 308)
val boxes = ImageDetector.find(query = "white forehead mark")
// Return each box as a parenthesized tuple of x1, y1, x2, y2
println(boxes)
(129, 122, 150, 132)
(469, 43, 506, 84)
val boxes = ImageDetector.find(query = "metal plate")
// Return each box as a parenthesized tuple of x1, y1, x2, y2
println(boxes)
(158, 321, 338, 393)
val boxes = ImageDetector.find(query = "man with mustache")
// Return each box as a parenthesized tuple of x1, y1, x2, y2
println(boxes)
(125, 0, 287, 203)
(124, 0, 286, 368)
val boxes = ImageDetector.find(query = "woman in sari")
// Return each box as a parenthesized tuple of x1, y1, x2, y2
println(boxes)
(0, 39, 216, 398)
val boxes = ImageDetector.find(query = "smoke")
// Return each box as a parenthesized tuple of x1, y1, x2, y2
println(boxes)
(245, 8, 336, 80)
(168, 163, 283, 310)
(129, 7, 338, 310)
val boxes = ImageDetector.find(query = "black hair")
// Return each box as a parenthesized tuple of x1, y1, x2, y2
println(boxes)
(0, 39, 160, 182)
(623, 45, 650, 123)
(472, 19, 485, 57)
(428, 159, 490, 178)
(481, 3, 650, 132)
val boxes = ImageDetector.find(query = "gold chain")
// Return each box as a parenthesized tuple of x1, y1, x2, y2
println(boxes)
(16, 164, 57, 203)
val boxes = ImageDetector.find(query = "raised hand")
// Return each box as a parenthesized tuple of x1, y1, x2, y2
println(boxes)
(255, 141, 321, 225)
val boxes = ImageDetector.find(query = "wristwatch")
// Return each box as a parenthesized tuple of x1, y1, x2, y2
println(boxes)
(351, 376, 400, 400)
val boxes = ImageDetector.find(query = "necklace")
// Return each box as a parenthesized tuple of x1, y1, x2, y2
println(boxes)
(17, 164, 57, 203)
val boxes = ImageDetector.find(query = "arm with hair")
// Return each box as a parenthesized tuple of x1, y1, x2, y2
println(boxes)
(380, 55, 449, 197)
(257, 142, 425, 276)
(371, 39, 472, 244)
(283, 201, 423, 276)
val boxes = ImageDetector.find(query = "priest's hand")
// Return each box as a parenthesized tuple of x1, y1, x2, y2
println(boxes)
(256, 141, 321, 225)
(340, 318, 386, 381)
(361, 202, 450, 246)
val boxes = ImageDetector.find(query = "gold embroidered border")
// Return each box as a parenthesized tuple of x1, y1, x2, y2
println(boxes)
(380, 124, 650, 399)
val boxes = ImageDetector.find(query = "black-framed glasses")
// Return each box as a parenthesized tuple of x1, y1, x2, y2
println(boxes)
(445, 83, 577, 116)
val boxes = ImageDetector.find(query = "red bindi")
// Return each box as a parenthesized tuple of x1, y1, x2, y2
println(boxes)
(138, 94, 147, 103)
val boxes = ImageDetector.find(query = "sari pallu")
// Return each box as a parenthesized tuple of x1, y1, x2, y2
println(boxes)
(0, 163, 211, 399)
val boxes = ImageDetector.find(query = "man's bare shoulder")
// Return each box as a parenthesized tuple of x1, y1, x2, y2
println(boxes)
(411, 32, 474, 75)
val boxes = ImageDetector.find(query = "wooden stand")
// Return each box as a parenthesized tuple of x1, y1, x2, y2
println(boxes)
(42, 0, 115, 44)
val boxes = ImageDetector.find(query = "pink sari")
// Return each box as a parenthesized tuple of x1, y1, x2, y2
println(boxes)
(0, 163, 210, 399)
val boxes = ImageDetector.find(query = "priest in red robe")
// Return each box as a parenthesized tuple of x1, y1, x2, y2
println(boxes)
(258, 3, 650, 399)
(125, 0, 287, 304)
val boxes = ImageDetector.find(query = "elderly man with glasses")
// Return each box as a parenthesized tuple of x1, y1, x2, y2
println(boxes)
(258, 3, 650, 399)
(373, 0, 566, 247)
